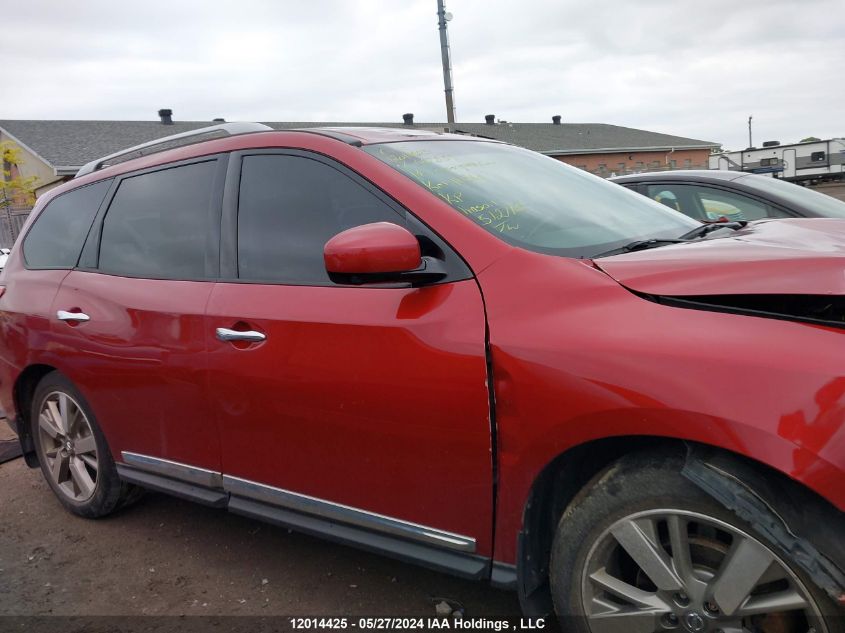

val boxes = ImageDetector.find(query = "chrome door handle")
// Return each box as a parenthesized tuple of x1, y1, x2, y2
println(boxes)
(216, 327, 266, 343)
(57, 310, 90, 322)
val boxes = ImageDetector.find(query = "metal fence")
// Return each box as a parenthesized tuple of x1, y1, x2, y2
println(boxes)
(0, 206, 31, 249)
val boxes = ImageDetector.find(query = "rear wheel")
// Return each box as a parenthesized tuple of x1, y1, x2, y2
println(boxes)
(550, 451, 843, 633)
(31, 371, 140, 517)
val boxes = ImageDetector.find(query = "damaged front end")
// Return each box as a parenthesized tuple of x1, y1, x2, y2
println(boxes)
(592, 219, 845, 330)
(638, 293, 845, 330)
(682, 445, 845, 606)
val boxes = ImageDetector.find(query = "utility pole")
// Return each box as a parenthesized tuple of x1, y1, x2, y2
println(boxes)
(437, 0, 456, 125)
(748, 115, 753, 149)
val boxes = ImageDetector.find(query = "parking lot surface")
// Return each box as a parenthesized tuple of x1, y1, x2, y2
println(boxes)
(812, 182, 845, 202)
(0, 448, 520, 619)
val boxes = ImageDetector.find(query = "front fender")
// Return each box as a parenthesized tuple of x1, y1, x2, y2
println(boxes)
(479, 249, 845, 565)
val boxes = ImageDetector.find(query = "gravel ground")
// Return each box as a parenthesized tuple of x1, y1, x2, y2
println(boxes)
(811, 182, 845, 202)
(0, 433, 521, 620)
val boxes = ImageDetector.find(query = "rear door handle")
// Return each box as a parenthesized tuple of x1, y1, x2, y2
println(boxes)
(216, 327, 266, 343)
(57, 310, 90, 322)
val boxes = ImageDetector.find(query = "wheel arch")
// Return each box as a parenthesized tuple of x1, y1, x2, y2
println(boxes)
(516, 435, 845, 616)
(12, 363, 59, 467)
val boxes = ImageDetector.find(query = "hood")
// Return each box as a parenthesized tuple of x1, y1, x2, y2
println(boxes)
(594, 218, 845, 297)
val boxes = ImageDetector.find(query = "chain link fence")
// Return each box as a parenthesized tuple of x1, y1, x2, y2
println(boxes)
(0, 206, 32, 249)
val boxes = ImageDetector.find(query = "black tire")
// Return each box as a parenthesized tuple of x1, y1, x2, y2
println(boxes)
(550, 449, 844, 633)
(30, 371, 141, 518)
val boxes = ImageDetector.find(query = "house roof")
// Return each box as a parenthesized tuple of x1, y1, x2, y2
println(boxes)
(0, 119, 720, 174)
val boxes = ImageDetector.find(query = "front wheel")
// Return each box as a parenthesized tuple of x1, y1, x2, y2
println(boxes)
(550, 451, 843, 633)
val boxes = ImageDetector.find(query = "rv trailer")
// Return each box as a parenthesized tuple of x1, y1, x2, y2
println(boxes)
(709, 138, 845, 184)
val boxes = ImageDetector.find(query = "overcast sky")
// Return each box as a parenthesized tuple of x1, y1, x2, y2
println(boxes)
(3, 0, 842, 149)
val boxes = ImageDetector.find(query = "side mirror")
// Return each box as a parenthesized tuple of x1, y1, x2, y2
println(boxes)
(324, 222, 446, 285)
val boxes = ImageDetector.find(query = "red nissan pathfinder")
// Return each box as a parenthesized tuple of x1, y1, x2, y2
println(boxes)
(1, 124, 843, 631)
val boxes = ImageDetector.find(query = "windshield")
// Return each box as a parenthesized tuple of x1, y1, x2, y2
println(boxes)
(364, 140, 698, 258)
(738, 175, 845, 218)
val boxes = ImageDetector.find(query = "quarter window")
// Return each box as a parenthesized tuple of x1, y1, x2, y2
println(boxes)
(98, 161, 217, 279)
(23, 179, 111, 269)
(237, 155, 404, 284)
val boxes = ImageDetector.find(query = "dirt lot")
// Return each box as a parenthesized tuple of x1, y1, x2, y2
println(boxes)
(0, 428, 520, 621)
(811, 182, 845, 202)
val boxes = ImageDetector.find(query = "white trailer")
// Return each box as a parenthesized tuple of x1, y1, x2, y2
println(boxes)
(709, 138, 845, 183)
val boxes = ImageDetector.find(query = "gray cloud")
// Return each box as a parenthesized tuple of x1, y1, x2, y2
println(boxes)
(2, 0, 842, 149)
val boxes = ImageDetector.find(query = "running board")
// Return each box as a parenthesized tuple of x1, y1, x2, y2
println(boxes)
(229, 496, 488, 580)
(117, 451, 488, 580)
(116, 464, 228, 508)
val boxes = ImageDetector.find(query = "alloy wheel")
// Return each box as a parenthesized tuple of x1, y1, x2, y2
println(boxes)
(36, 391, 99, 502)
(581, 509, 824, 633)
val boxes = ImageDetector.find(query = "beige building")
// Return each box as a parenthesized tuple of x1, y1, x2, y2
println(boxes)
(0, 128, 72, 197)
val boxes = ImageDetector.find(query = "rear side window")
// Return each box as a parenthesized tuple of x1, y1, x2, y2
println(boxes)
(237, 154, 404, 284)
(98, 161, 217, 279)
(23, 179, 111, 269)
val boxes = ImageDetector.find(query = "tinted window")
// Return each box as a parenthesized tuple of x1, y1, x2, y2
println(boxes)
(237, 155, 403, 284)
(98, 161, 217, 279)
(23, 179, 111, 268)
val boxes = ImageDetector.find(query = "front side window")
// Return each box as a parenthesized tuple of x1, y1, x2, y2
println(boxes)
(237, 154, 404, 284)
(364, 141, 696, 259)
(24, 179, 112, 269)
(98, 161, 217, 279)
(645, 183, 788, 221)
(649, 188, 681, 212)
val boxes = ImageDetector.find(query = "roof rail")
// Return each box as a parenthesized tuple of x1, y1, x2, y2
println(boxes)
(74, 122, 273, 178)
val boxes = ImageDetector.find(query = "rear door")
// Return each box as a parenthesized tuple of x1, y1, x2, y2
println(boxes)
(0, 180, 112, 422)
(206, 150, 494, 561)
(50, 156, 227, 472)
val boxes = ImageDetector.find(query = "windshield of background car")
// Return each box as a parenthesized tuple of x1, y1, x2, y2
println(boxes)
(738, 175, 845, 218)
(363, 140, 698, 258)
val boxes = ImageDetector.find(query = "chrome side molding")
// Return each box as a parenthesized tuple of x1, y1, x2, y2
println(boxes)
(119, 452, 476, 554)
(121, 451, 223, 488)
(222, 475, 476, 553)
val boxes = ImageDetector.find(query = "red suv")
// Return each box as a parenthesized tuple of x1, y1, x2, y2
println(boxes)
(1, 124, 843, 630)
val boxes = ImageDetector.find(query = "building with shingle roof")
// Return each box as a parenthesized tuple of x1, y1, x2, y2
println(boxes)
(0, 112, 720, 196)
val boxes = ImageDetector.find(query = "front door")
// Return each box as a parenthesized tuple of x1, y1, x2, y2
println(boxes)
(206, 151, 494, 558)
